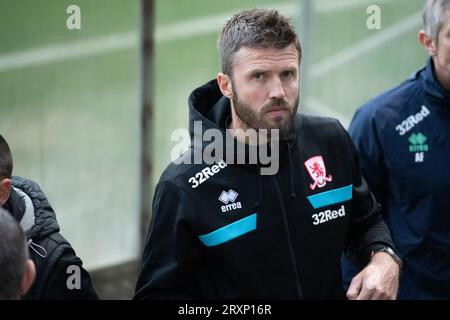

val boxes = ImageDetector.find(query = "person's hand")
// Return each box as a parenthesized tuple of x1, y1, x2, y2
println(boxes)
(346, 252, 400, 300)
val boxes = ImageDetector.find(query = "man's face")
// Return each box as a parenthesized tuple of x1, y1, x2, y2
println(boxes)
(433, 11, 450, 89)
(228, 44, 300, 136)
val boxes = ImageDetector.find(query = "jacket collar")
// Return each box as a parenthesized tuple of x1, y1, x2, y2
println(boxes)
(420, 57, 450, 105)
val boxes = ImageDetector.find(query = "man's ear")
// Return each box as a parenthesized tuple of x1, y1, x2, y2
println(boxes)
(217, 73, 233, 99)
(21, 259, 36, 296)
(0, 179, 11, 207)
(419, 30, 437, 57)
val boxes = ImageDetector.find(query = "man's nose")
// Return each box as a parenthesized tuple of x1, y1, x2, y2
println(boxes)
(268, 77, 286, 99)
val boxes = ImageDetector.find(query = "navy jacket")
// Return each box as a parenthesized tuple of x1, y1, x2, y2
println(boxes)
(342, 58, 450, 299)
(134, 79, 395, 299)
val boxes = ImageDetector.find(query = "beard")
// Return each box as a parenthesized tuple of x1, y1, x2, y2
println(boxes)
(231, 88, 299, 138)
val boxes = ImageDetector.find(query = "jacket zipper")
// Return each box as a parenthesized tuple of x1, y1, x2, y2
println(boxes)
(273, 176, 304, 299)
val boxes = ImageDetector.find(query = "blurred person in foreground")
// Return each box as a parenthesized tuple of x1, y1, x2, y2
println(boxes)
(0, 207, 35, 300)
(0, 135, 98, 299)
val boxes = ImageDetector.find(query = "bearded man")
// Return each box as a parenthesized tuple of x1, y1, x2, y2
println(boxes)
(134, 9, 401, 300)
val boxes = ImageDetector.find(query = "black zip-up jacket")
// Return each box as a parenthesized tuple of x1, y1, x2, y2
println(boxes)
(134, 80, 395, 299)
(4, 176, 98, 300)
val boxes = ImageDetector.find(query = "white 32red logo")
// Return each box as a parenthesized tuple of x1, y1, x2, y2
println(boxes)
(304, 156, 333, 190)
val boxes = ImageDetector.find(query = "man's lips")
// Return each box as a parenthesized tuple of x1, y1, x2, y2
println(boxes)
(266, 107, 288, 115)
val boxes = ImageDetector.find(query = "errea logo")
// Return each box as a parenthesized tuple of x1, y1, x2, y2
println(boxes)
(408, 132, 429, 163)
(219, 189, 238, 204)
(408, 132, 429, 152)
(219, 189, 242, 213)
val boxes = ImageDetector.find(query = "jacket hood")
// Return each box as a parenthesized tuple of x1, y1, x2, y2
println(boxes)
(420, 57, 450, 105)
(188, 79, 299, 136)
(187, 79, 301, 208)
(188, 79, 236, 165)
(188, 79, 228, 135)
(9, 176, 60, 241)
(187, 79, 299, 164)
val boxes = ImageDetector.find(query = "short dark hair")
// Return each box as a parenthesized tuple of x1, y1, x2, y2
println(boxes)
(0, 208, 28, 300)
(0, 135, 13, 179)
(218, 9, 302, 76)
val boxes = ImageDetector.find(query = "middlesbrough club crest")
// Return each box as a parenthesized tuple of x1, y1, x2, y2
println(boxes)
(304, 156, 333, 190)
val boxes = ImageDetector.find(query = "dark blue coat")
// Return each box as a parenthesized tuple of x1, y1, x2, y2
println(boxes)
(342, 58, 450, 299)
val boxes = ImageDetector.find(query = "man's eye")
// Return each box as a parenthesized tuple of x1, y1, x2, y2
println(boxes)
(282, 71, 294, 79)
(253, 73, 264, 80)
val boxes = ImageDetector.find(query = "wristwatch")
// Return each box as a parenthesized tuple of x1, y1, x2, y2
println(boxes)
(371, 246, 403, 269)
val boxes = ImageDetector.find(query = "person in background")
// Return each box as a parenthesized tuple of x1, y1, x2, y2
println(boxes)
(342, 0, 450, 299)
